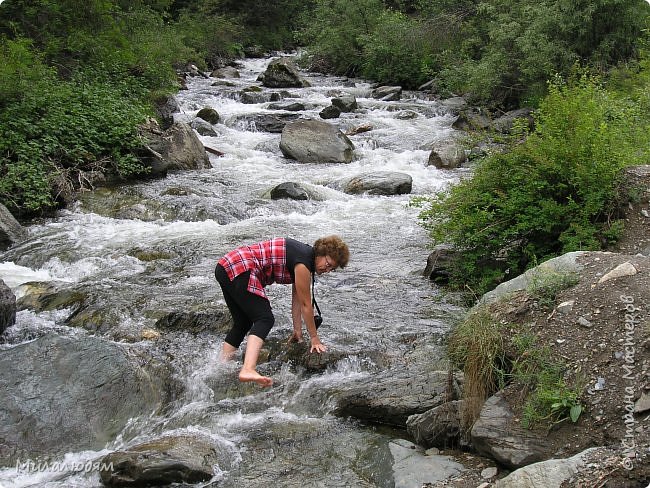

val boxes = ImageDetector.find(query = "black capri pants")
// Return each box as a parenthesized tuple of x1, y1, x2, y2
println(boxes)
(215, 264, 275, 347)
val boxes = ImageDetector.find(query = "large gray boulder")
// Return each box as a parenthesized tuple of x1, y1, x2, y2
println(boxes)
(100, 434, 233, 487)
(0, 334, 167, 464)
(153, 95, 180, 130)
(210, 66, 240, 78)
(427, 142, 467, 169)
(452, 109, 492, 131)
(470, 392, 553, 469)
(372, 86, 402, 101)
(0, 203, 27, 251)
(280, 120, 355, 164)
(140, 120, 211, 176)
(341, 171, 412, 196)
(331, 95, 358, 112)
(330, 368, 459, 426)
(0, 279, 16, 334)
(259, 57, 310, 88)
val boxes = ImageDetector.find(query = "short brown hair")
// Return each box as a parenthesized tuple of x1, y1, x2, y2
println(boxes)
(314, 235, 349, 268)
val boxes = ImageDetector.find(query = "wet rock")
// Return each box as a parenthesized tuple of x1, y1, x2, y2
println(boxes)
(372, 86, 402, 101)
(16, 280, 86, 315)
(280, 119, 355, 164)
(258, 57, 310, 88)
(0, 334, 166, 464)
(492, 447, 604, 487)
(267, 101, 306, 111)
(341, 171, 412, 196)
(191, 118, 219, 136)
(394, 110, 419, 120)
(196, 107, 220, 124)
(270, 182, 310, 201)
(0, 203, 27, 251)
(427, 142, 467, 169)
(100, 434, 232, 487)
(423, 245, 459, 285)
(211, 66, 240, 78)
(0, 279, 16, 334)
(440, 97, 468, 115)
(232, 113, 300, 133)
(239, 91, 280, 104)
(345, 124, 373, 136)
(154, 309, 232, 334)
(470, 392, 553, 469)
(406, 400, 463, 449)
(330, 367, 458, 426)
(139, 121, 211, 176)
(331, 95, 358, 112)
(319, 105, 341, 119)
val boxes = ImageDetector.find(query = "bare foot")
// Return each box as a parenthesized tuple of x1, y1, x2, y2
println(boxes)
(239, 368, 273, 387)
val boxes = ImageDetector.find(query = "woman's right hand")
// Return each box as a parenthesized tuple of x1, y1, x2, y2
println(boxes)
(288, 331, 303, 343)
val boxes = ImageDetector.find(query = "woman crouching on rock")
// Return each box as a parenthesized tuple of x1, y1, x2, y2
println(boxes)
(215, 235, 349, 387)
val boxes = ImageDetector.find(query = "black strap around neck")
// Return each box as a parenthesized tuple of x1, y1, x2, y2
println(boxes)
(311, 272, 321, 315)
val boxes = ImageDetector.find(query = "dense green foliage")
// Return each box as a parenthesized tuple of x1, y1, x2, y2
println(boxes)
(416, 69, 650, 295)
(302, 0, 650, 107)
(1, 0, 648, 223)
(0, 0, 273, 215)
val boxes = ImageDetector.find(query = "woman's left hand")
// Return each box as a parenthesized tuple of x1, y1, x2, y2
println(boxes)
(310, 338, 327, 354)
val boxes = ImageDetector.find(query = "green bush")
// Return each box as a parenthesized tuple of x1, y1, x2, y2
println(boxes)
(416, 71, 649, 295)
(360, 10, 433, 87)
(296, 0, 383, 75)
(0, 40, 149, 214)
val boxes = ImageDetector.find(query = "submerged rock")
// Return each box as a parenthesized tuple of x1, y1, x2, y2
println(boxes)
(0, 279, 16, 334)
(100, 434, 232, 487)
(341, 171, 412, 196)
(0, 334, 167, 464)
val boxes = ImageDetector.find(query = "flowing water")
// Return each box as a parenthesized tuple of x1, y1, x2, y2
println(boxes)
(0, 57, 468, 487)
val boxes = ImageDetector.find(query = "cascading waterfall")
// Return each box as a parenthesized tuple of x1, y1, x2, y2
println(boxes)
(0, 57, 468, 487)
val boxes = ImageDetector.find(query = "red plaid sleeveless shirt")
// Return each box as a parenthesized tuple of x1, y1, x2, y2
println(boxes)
(218, 238, 292, 299)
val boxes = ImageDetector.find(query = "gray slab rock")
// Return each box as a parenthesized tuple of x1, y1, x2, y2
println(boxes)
(330, 368, 458, 426)
(493, 448, 604, 488)
(0, 203, 27, 251)
(480, 251, 587, 305)
(470, 392, 553, 469)
(0, 334, 166, 465)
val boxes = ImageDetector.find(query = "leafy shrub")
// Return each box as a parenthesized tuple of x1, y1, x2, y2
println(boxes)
(296, 0, 383, 75)
(0, 42, 149, 214)
(360, 10, 433, 88)
(417, 71, 649, 295)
